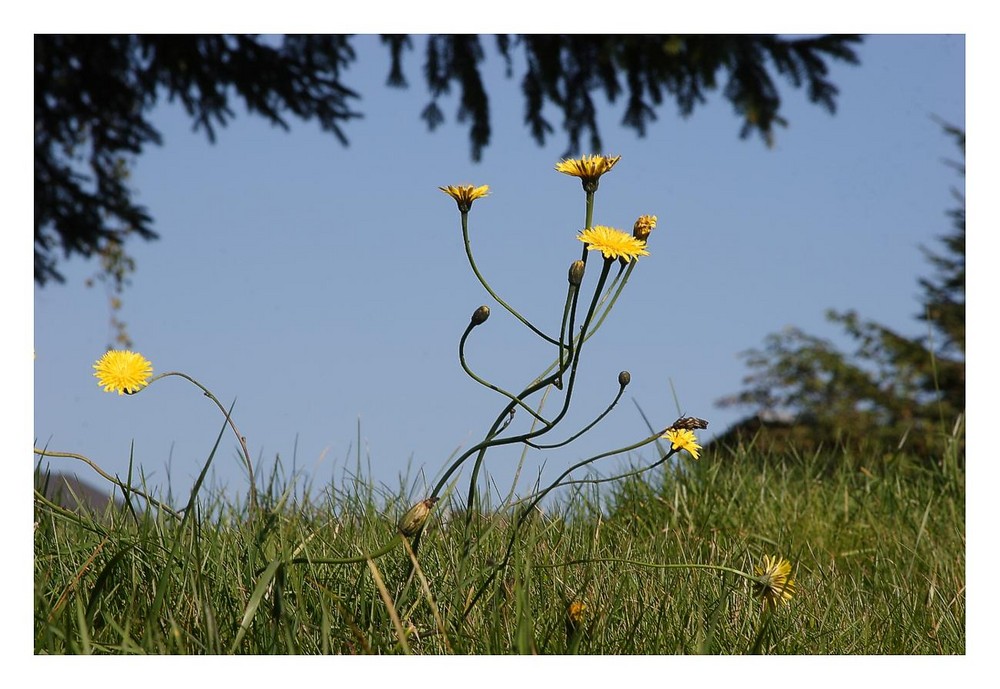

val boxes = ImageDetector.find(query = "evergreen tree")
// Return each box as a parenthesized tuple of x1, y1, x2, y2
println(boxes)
(35, 34, 862, 286)
(715, 125, 965, 461)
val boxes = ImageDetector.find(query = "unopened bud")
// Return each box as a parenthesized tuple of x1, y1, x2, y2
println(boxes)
(618, 370, 631, 387)
(398, 497, 439, 537)
(568, 260, 586, 286)
(633, 214, 657, 242)
(471, 305, 491, 326)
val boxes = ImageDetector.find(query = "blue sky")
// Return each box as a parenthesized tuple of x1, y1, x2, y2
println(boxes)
(32, 35, 965, 509)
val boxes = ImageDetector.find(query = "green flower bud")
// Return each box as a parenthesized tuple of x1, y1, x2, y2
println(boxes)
(618, 370, 631, 387)
(398, 497, 439, 537)
(568, 260, 586, 286)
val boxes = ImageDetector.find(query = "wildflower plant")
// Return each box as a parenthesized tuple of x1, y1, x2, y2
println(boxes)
(426, 155, 748, 619)
(33, 154, 805, 654)
(39, 348, 261, 511)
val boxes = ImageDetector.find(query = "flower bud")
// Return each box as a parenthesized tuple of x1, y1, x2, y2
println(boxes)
(398, 497, 439, 537)
(618, 370, 631, 387)
(633, 214, 657, 242)
(471, 305, 491, 326)
(568, 260, 586, 287)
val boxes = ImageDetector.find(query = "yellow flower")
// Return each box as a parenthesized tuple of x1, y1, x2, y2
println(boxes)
(439, 184, 490, 212)
(633, 215, 657, 242)
(753, 555, 796, 609)
(92, 350, 153, 395)
(566, 599, 588, 640)
(662, 428, 701, 460)
(577, 225, 650, 262)
(555, 154, 621, 187)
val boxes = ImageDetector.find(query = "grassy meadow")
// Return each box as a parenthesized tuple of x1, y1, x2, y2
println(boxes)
(34, 160, 966, 656)
(33, 435, 965, 655)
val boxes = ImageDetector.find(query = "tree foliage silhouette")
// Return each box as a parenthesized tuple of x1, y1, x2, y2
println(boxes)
(35, 34, 862, 286)
(716, 124, 965, 460)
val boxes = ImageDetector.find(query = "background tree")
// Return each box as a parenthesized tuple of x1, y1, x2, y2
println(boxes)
(35, 34, 862, 287)
(715, 124, 965, 462)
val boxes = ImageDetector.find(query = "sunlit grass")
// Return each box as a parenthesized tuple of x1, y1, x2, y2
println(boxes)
(34, 442, 964, 654)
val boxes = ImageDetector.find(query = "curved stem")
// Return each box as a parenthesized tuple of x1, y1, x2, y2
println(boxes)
(461, 258, 613, 520)
(524, 381, 626, 450)
(427, 273, 588, 506)
(531, 453, 674, 491)
(580, 260, 634, 346)
(459, 323, 552, 426)
(516, 429, 670, 528)
(150, 371, 258, 512)
(526, 259, 635, 392)
(554, 278, 578, 388)
(33, 447, 183, 519)
(461, 212, 560, 346)
(462, 432, 671, 620)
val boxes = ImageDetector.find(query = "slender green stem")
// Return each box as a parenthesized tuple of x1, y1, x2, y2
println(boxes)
(526, 259, 635, 392)
(576, 190, 596, 268)
(581, 260, 634, 345)
(532, 453, 674, 491)
(460, 212, 560, 346)
(557, 288, 573, 373)
(462, 258, 613, 520)
(33, 488, 117, 534)
(525, 382, 627, 450)
(516, 429, 670, 529)
(536, 558, 757, 585)
(501, 386, 553, 508)
(33, 447, 183, 519)
(502, 443, 677, 512)
(459, 323, 552, 426)
(427, 274, 587, 505)
(461, 430, 670, 620)
(150, 371, 258, 512)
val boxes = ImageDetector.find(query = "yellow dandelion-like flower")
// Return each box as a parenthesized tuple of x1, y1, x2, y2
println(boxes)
(92, 350, 153, 395)
(633, 214, 657, 242)
(566, 599, 588, 640)
(577, 225, 650, 262)
(555, 154, 621, 187)
(753, 555, 796, 610)
(662, 428, 701, 460)
(439, 184, 490, 212)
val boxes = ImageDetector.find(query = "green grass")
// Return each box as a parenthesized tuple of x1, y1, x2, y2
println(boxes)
(33, 442, 965, 654)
